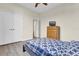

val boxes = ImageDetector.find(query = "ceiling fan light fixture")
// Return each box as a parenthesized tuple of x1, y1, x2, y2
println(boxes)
(35, 3, 48, 8)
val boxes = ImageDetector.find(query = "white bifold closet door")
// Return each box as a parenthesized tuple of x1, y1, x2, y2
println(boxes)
(0, 12, 22, 45)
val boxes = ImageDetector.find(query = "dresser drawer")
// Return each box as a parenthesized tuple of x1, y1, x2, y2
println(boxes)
(47, 26, 60, 40)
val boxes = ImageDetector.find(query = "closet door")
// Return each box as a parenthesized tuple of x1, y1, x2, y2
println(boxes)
(3, 12, 15, 44)
(0, 12, 22, 45)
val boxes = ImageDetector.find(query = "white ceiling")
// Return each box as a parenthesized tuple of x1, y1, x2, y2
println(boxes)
(19, 3, 61, 13)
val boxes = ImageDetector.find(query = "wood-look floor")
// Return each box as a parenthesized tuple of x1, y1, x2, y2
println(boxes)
(0, 41, 30, 56)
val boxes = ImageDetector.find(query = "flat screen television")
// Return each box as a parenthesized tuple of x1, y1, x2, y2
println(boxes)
(49, 21, 56, 26)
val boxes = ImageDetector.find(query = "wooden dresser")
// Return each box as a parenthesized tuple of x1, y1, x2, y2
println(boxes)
(47, 26, 60, 40)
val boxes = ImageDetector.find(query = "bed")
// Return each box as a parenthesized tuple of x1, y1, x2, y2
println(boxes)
(23, 38, 79, 56)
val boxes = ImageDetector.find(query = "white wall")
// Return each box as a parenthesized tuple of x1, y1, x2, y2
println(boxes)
(1, 3, 79, 44)
(40, 4, 79, 41)
(0, 3, 38, 44)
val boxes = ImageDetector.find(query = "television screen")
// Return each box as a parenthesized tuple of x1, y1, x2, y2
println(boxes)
(49, 21, 56, 26)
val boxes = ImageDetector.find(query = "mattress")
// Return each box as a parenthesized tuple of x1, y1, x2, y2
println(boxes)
(23, 38, 79, 56)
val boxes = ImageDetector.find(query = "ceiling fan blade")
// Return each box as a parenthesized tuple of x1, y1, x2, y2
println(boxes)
(43, 3, 48, 6)
(35, 3, 40, 7)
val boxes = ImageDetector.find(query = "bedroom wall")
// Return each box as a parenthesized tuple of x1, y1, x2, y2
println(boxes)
(1, 3, 79, 43)
(0, 4, 38, 44)
(40, 4, 79, 41)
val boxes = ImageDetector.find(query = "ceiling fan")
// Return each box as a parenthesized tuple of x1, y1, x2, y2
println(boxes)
(35, 3, 48, 8)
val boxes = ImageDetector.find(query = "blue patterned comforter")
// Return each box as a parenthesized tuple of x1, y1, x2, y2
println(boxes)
(24, 38, 79, 56)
